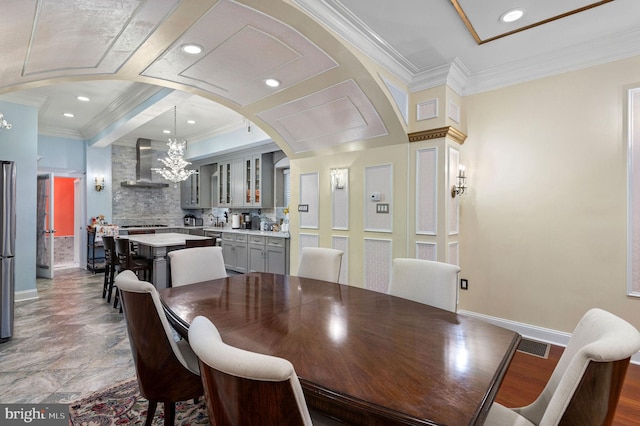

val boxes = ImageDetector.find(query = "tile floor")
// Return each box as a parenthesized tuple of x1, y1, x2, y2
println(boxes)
(0, 268, 135, 403)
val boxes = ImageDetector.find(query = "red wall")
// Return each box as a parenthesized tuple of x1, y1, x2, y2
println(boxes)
(54, 177, 75, 237)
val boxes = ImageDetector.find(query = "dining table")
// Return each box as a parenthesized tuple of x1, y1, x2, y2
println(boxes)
(122, 232, 212, 289)
(159, 272, 521, 425)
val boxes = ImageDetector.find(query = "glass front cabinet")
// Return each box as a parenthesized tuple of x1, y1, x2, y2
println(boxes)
(217, 152, 274, 208)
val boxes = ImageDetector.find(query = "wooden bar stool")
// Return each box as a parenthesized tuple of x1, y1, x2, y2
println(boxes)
(101, 236, 118, 302)
(114, 238, 153, 309)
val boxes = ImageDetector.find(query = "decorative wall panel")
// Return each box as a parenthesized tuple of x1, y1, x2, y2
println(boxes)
(299, 172, 319, 229)
(416, 242, 437, 261)
(331, 168, 349, 230)
(332, 235, 349, 285)
(416, 148, 437, 235)
(299, 233, 319, 251)
(364, 164, 392, 232)
(628, 88, 640, 296)
(364, 238, 392, 293)
(449, 242, 459, 266)
(448, 147, 460, 235)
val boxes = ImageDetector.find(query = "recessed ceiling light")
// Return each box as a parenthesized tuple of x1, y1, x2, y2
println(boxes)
(500, 8, 525, 23)
(187, 120, 196, 124)
(265, 78, 280, 88)
(181, 43, 203, 54)
(76, 96, 90, 102)
(163, 129, 171, 134)
(63, 112, 74, 118)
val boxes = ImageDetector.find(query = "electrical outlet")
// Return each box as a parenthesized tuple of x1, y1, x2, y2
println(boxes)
(460, 279, 468, 290)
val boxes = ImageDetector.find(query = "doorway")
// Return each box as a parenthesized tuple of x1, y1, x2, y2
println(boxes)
(36, 172, 86, 278)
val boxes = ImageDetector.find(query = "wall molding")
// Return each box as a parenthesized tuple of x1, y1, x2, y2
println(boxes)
(408, 126, 467, 144)
(459, 309, 640, 365)
(15, 289, 39, 302)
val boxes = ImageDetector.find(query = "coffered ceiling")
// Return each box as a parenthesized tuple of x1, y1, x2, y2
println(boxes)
(0, 0, 637, 158)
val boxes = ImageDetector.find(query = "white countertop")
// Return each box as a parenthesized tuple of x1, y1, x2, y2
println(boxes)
(206, 227, 290, 238)
(122, 232, 211, 247)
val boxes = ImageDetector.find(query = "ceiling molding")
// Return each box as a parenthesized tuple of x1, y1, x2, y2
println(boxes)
(408, 126, 466, 145)
(81, 84, 165, 139)
(293, 0, 416, 84)
(463, 26, 640, 95)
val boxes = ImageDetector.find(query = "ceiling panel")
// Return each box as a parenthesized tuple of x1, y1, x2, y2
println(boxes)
(258, 80, 387, 153)
(142, 0, 337, 106)
(452, 0, 614, 44)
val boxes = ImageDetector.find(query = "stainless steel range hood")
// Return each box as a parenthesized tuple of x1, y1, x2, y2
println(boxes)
(121, 138, 169, 188)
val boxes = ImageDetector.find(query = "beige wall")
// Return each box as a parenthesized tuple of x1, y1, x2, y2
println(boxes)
(289, 54, 640, 335)
(460, 55, 640, 332)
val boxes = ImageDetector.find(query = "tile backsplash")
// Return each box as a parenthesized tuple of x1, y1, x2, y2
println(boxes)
(111, 145, 185, 226)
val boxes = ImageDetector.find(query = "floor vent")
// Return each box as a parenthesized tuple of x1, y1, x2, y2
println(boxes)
(517, 338, 550, 359)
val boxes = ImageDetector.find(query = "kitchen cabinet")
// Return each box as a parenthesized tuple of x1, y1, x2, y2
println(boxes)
(216, 153, 274, 208)
(221, 232, 248, 273)
(181, 164, 215, 209)
(244, 153, 274, 208)
(217, 160, 243, 207)
(247, 234, 288, 274)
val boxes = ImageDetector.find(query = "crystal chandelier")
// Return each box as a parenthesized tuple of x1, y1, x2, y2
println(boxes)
(152, 106, 197, 185)
(0, 113, 12, 131)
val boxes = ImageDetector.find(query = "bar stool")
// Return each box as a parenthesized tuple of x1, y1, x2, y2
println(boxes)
(114, 238, 153, 309)
(101, 236, 118, 302)
(185, 238, 216, 248)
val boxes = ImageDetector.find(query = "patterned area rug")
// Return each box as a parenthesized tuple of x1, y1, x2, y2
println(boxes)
(68, 379, 209, 425)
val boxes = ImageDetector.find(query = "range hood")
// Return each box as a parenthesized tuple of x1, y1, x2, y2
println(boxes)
(121, 138, 169, 188)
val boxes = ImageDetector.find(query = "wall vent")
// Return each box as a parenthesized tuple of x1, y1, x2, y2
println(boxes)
(517, 338, 550, 359)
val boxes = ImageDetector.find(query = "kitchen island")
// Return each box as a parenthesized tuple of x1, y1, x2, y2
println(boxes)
(121, 232, 212, 289)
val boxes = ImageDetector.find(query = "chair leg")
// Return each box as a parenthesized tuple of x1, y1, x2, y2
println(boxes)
(102, 264, 110, 298)
(145, 400, 157, 426)
(164, 402, 175, 426)
(113, 287, 119, 309)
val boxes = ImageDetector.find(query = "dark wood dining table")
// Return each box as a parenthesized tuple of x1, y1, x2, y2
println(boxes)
(159, 272, 520, 426)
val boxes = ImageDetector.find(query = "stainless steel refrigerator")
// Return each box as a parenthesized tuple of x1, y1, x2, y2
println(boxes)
(0, 161, 15, 343)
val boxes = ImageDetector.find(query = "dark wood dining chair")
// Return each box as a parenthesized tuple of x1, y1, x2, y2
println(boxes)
(485, 308, 640, 426)
(188, 315, 340, 426)
(115, 271, 204, 426)
(185, 238, 216, 248)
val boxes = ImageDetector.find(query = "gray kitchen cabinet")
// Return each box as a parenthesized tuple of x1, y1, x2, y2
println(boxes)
(244, 153, 274, 208)
(221, 232, 248, 273)
(247, 234, 288, 274)
(216, 153, 274, 208)
(181, 164, 215, 209)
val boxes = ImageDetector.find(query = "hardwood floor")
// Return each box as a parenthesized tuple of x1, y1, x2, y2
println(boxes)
(495, 345, 640, 425)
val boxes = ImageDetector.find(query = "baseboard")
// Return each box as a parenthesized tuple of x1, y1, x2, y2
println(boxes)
(15, 289, 38, 302)
(458, 309, 640, 365)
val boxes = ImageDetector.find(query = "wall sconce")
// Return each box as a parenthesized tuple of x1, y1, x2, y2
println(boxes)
(330, 168, 348, 190)
(0, 113, 12, 131)
(94, 176, 106, 192)
(451, 165, 467, 198)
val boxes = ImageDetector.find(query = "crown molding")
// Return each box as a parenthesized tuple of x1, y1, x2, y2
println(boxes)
(464, 26, 640, 95)
(408, 126, 466, 145)
(81, 84, 164, 139)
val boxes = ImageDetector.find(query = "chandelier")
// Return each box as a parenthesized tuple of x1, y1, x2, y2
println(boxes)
(152, 106, 197, 185)
(0, 113, 12, 131)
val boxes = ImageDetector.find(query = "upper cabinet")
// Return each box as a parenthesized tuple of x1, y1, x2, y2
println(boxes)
(181, 164, 216, 209)
(217, 152, 274, 208)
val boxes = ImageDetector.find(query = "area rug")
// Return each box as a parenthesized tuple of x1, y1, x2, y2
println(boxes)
(68, 379, 209, 425)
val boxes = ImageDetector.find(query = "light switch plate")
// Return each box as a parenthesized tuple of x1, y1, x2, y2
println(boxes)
(376, 203, 389, 213)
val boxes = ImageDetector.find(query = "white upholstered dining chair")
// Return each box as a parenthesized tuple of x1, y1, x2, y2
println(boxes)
(388, 258, 461, 312)
(168, 246, 227, 287)
(188, 315, 341, 425)
(485, 308, 640, 426)
(297, 247, 344, 283)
